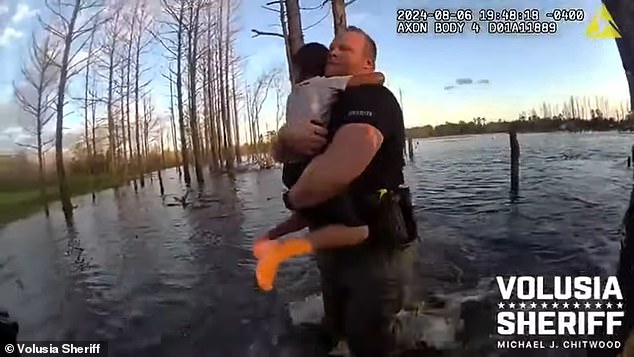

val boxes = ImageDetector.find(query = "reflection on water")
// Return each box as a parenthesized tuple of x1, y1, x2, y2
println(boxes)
(1, 132, 632, 356)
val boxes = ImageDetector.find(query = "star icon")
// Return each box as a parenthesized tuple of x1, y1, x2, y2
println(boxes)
(606, 302, 613, 309)
(552, 302, 559, 308)
(585, 302, 591, 309)
(573, 302, 580, 309)
(520, 302, 526, 309)
(530, 302, 537, 309)
(498, 302, 505, 309)
(617, 302, 624, 309)
(595, 302, 602, 309)
(562, 302, 569, 309)
(541, 302, 548, 309)
(509, 302, 516, 309)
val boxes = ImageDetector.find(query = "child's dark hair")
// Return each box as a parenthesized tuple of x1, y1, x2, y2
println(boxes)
(292, 42, 329, 82)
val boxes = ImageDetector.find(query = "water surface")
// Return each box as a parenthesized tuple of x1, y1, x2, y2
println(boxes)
(1, 132, 632, 356)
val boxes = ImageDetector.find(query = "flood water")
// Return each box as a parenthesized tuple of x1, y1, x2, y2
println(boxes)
(1, 132, 633, 356)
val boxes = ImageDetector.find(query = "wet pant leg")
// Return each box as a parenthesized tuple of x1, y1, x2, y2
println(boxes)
(317, 248, 409, 357)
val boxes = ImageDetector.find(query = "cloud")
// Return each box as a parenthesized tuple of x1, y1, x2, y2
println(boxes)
(456, 78, 473, 85)
(444, 85, 455, 90)
(0, 101, 27, 131)
(477, 79, 490, 84)
(0, 5, 8, 15)
(0, 26, 23, 46)
(11, 3, 36, 23)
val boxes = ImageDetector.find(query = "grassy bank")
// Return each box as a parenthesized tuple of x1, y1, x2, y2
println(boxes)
(0, 174, 131, 225)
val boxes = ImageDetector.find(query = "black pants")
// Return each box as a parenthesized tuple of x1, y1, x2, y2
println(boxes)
(315, 246, 410, 357)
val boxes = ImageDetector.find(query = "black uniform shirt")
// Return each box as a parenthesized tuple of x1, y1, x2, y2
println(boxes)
(327, 84, 406, 195)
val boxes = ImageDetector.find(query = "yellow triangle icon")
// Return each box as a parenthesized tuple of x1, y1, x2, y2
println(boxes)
(586, 4, 621, 39)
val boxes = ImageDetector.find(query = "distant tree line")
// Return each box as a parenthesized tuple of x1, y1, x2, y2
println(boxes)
(407, 96, 634, 138)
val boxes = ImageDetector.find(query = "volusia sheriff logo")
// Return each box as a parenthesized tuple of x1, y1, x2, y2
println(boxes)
(496, 276, 624, 349)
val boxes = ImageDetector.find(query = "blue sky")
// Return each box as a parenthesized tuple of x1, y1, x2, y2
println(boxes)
(0, 0, 630, 151)
(235, 0, 630, 128)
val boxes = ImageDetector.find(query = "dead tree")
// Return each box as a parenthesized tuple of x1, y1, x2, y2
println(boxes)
(331, 0, 346, 35)
(99, 9, 121, 175)
(272, 69, 286, 131)
(41, 0, 104, 221)
(223, 0, 235, 168)
(133, 0, 154, 188)
(216, 0, 233, 169)
(13, 34, 59, 217)
(251, 0, 296, 83)
(166, 68, 181, 176)
(159, 0, 191, 186)
(231, 49, 242, 164)
(245, 71, 275, 160)
(284, 0, 303, 58)
(83, 23, 98, 168)
(204, 5, 219, 171)
(184, 0, 205, 184)
(124, 5, 137, 189)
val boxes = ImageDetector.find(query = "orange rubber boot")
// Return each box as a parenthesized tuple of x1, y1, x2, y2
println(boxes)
(252, 235, 271, 259)
(256, 238, 313, 291)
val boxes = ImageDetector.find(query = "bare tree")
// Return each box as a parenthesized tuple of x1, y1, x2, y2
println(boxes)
(251, 1, 297, 84)
(231, 48, 242, 164)
(272, 69, 286, 131)
(166, 68, 181, 176)
(331, 0, 346, 35)
(133, 0, 155, 188)
(184, 0, 205, 183)
(83, 22, 98, 167)
(244, 70, 275, 161)
(123, 4, 137, 190)
(41, 0, 105, 221)
(203, 5, 219, 171)
(284, 0, 304, 58)
(98, 7, 121, 175)
(13, 34, 60, 217)
(159, 0, 191, 186)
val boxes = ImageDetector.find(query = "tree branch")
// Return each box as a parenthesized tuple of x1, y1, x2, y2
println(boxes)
(251, 29, 284, 38)
(300, 0, 329, 10)
(15, 142, 38, 150)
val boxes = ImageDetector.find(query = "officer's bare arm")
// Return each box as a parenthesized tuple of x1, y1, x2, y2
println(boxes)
(287, 123, 383, 209)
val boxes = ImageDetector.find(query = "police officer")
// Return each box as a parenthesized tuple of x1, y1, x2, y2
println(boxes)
(275, 26, 411, 356)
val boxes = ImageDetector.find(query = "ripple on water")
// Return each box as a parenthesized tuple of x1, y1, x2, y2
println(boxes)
(0, 132, 631, 356)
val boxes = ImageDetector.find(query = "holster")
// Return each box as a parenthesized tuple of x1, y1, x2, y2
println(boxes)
(364, 186, 419, 249)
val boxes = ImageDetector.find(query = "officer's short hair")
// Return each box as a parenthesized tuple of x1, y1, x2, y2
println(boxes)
(345, 26, 377, 62)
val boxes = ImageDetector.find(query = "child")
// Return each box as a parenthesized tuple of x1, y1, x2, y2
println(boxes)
(253, 42, 385, 291)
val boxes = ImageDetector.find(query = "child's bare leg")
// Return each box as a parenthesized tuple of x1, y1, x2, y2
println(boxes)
(303, 224, 368, 250)
(255, 225, 368, 291)
(253, 212, 308, 259)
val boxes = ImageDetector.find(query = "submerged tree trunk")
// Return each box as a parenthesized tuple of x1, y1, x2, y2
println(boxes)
(187, 2, 204, 184)
(90, 86, 97, 202)
(231, 56, 241, 164)
(168, 71, 181, 176)
(176, 2, 191, 186)
(206, 12, 219, 171)
(135, 25, 144, 188)
(37, 132, 49, 217)
(54, 3, 83, 222)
